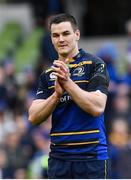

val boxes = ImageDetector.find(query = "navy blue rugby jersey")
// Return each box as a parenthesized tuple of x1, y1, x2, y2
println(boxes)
(36, 49, 109, 161)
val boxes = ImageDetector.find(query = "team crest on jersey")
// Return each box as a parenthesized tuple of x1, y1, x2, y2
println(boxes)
(50, 72, 56, 80)
(72, 66, 85, 76)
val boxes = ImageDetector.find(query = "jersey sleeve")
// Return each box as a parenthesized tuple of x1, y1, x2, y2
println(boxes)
(87, 58, 109, 95)
(35, 72, 50, 99)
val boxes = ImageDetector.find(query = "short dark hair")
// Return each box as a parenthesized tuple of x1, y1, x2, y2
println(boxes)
(49, 13, 78, 31)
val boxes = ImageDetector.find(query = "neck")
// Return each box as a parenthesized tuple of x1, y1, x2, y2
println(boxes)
(59, 49, 79, 62)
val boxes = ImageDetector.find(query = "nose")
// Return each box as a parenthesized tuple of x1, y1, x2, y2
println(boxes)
(59, 35, 64, 42)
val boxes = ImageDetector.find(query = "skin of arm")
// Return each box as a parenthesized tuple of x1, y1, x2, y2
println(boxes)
(28, 78, 64, 125)
(52, 60, 107, 117)
(62, 78, 107, 117)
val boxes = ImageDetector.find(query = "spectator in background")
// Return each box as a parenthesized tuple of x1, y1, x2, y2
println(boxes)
(125, 19, 131, 53)
(47, 0, 64, 16)
(96, 42, 119, 85)
(3, 59, 20, 114)
(111, 83, 131, 123)
(0, 148, 8, 179)
(28, 128, 50, 179)
(40, 15, 58, 69)
(0, 65, 8, 111)
(108, 117, 131, 178)
(3, 131, 30, 178)
(0, 65, 17, 145)
(0, 107, 17, 145)
(23, 65, 37, 94)
(13, 168, 27, 179)
(121, 20, 131, 88)
(123, 55, 131, 87)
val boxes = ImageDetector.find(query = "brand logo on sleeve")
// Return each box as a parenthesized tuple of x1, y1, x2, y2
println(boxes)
(98, 64, 105, 73)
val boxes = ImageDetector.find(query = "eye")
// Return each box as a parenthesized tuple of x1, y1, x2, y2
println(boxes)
(52, 33, 59, 38)
(63, 31, 70, 36)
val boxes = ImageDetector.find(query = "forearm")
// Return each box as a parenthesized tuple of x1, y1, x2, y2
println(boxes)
(63, 79, 107, 116)
(28, 92, 60, 125)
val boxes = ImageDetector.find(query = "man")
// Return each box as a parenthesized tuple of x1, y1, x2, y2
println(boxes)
(28, 13, 110, 179)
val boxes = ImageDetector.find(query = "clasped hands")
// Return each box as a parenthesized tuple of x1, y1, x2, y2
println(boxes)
(52, 60, 71, 97)
(52, 60, 70, 81)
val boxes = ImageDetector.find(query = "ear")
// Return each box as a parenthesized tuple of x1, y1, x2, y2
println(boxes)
(75, 29, 80, 41)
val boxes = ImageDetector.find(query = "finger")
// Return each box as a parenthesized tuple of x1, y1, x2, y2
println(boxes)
(52, 72, 66, 80)
(52, 65, 62, 73)
(57, 61, 70, 72)
(53, 64, 68, 75)
(54, 60, 67, 67)
(54, 60, 68, 68)
(52, 66, 66, 77)
(52, 65, 60, 71)
(53, 61, 69, 73)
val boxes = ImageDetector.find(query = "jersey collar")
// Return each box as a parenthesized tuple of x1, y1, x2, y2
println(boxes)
(72, 49, 86, 62)
(66, 49, 86, 64)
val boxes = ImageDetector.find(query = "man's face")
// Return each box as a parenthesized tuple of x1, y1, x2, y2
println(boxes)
(51, 21, 80, 57)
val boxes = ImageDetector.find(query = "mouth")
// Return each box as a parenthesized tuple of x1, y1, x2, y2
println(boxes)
(58, 44, 68, 48)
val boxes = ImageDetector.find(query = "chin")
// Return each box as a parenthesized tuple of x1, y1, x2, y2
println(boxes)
(59, 50, 69, 56)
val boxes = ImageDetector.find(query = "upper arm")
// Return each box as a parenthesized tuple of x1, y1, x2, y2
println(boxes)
(91, 90, 107, 104)
(87, 58, 109, 95)
(31, 99, 46, 105)
(29, 99, 46, 113)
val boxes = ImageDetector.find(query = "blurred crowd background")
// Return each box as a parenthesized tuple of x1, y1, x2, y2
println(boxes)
(0, 0, 131, 179)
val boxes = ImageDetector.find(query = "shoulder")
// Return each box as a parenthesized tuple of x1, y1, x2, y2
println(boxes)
(80, 49, 105, 69)
(38, 66, 55, 83)
(40, 67, 53, 77)
(84, 51, 105, 65)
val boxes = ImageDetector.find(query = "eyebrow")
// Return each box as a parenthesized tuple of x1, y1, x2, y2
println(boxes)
(52, 30, 70, 35)
(63, 30, 70, 33)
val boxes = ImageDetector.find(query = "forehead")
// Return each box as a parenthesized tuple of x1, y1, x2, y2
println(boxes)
(51, 21, 73, 34)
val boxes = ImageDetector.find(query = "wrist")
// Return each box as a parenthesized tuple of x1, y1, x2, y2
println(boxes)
(62, 78, 73, 89)
(53, 91, 62, 100)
